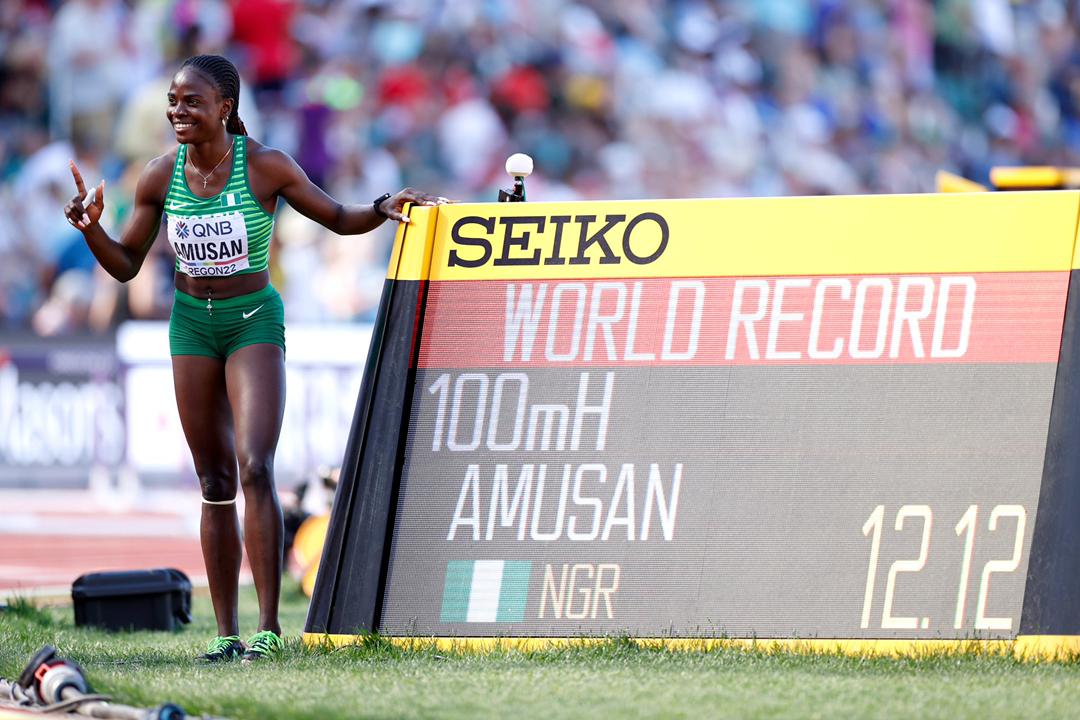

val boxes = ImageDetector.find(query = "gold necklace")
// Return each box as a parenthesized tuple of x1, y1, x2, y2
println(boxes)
(188, 138, 234, 189)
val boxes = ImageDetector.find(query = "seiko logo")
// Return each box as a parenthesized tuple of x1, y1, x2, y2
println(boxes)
(448, 213, 670, 268)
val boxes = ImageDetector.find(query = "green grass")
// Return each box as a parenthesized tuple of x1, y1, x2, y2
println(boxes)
(3, 587, 1080, 719)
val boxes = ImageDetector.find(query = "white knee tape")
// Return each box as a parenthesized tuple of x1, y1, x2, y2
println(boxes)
(201, 496, 237, 505)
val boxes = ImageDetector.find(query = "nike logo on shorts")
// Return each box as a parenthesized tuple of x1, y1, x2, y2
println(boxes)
(242, 305, 265, 320)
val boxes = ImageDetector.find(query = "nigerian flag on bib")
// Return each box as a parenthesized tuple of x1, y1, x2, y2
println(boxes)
(441, 560, 532, 623)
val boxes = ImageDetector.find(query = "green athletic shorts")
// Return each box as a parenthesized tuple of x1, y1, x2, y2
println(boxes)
(169, 284, 286, 358)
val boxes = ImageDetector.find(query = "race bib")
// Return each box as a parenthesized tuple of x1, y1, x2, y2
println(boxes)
(167, 210, 250, 277)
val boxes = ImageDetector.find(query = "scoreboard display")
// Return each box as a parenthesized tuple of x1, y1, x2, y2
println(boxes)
(306, 192, 1080, 650)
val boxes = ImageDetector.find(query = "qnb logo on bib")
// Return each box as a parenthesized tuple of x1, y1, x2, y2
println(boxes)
(167, 211, 250, 277)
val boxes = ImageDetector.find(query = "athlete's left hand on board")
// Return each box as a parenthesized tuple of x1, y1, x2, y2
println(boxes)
(381, 188, 451, 223)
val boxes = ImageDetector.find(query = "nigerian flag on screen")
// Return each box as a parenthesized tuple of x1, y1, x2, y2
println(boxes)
(440, 560, 532, 623)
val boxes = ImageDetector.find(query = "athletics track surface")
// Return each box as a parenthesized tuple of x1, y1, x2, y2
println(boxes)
(0, 491, 240, 596)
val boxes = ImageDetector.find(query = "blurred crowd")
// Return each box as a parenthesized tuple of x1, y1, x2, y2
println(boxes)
(1, 0, 1078, 336)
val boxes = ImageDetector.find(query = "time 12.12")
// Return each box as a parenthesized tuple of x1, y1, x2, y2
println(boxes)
(861, 504, 1026, 631)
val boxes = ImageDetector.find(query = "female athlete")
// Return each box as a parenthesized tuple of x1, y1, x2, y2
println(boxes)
(63, 55, 445, 663)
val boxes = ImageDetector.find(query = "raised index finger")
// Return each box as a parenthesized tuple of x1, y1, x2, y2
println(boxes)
(69, 160, 87, 195)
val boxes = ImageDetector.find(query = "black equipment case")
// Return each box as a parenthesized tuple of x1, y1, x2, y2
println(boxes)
(72, 568, 193, 632)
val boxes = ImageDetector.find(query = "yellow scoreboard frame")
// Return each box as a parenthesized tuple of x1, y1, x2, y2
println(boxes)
(305, 191, 1080, 659)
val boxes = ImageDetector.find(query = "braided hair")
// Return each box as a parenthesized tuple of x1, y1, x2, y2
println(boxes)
(181, 55, 248, 136)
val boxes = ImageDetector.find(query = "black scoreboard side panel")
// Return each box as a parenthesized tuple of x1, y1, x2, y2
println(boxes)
(1022, 269, 1080, 635)
(306, 277, 424, 635)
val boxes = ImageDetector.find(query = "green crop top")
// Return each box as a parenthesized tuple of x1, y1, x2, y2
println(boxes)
(163, 136, 274, 278)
